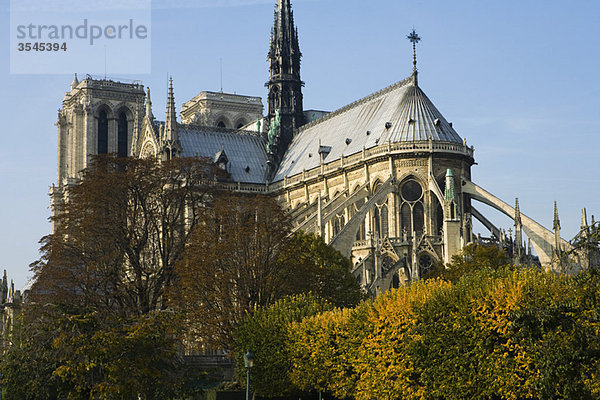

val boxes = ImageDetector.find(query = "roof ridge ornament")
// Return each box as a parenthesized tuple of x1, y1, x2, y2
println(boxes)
(407, 28, 421, 85)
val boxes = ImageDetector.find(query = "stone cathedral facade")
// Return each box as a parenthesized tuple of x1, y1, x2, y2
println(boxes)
(51, 0, 595, 296)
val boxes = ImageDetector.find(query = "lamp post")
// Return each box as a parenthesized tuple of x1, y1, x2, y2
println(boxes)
(243, 350, 254, 400)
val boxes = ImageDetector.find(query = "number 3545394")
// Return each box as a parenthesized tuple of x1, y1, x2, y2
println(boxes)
(17, 42, 67, 51)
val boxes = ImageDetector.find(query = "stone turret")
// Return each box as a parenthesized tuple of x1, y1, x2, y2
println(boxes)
(443, 169, 461, 263)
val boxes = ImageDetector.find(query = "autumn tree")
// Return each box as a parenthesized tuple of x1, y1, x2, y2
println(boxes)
(424, 242, 512, 283)
(31, 155, 221, 316)
(171, 193, 362, 349)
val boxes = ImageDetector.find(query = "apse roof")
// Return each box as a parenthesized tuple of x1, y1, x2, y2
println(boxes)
(274, 74, 464, 181)
(178, 126, 268, 183)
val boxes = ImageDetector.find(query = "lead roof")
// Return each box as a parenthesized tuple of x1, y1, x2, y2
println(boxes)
(178, 126, 268, 184)
(274, 75, 463, 181)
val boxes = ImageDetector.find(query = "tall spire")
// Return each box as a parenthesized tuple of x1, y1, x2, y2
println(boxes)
(514, 198, 522, 259)
(553, 201, 561, 254)
(70, 73, 79, 90)
(266, 0, 305, 178)
(145, 87, 153, 121)
(581, 207, 589, 231)
(553, 201, 561, 231)
(1, 270, 7, 304)
(161, 77, 181, 160)
(164, 77, 177, 142)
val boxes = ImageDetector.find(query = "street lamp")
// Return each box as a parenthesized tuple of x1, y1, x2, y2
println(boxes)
(243, 350, 254, 400)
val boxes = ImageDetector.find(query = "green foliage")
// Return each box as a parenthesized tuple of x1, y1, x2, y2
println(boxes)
(282, 232, 365, 308)
(425, 243, 512, 283)
(0, 304, 66, 400)
(233, 293, 333, 398)
(0, 305, 195, 400)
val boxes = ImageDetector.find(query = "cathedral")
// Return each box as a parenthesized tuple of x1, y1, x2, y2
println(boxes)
(50, 0, 595, 295)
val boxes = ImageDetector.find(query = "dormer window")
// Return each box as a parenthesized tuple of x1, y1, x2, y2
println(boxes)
(214, 149, 228, 170)
(318, 145, 332, 159)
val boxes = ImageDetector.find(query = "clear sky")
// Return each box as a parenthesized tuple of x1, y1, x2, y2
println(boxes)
(1, 0, 599, 290)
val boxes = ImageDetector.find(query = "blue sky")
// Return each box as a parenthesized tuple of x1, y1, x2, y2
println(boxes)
(1, 0, 599, 289)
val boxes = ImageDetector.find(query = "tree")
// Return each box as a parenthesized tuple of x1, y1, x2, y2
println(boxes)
(290, 300, 372, 399)
(31, 155, 222, 316)
(233, 293, 332, 398)
(570, 220, 600, 269)
(171, 193, 363, 349)
(51, 310, 188, 400)
(424, 243, 512, 283)
(281, 232, 364, 308)
(0, 304, 192, 400)
(286, 268, 600, 400)
(0, 304, 66, 400)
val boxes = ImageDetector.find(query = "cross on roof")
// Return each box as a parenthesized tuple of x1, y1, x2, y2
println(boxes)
(407, 29, 421, 72)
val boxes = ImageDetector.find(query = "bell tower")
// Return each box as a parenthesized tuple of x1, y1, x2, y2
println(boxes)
(51, 75, 145, 231)
(266, 0, 304, 175)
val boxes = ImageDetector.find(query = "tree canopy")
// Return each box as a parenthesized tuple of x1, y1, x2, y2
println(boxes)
(0, 304, 192, 400)
(170, 193, 363, 349)
(232, 293, 333, 398)
(31, 155, 221, 316)
(282, 268, 600, 400)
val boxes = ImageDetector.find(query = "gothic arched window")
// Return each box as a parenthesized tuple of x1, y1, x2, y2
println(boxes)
(117, 111, 128, 157)
(413, 202, 424, 233)
(98, 110, 108, 154)
(283, 88, 291, 108)
(399, 178, 425, 236)
(270, 87, 280, 110)
(401, 202, 411, 233)
(380, 204, 389, 238)
(436, 200, 444, 235)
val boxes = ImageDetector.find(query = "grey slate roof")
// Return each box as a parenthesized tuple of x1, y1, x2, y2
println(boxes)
(178, 125, 268, 183)
(274, 75, 463, 181)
